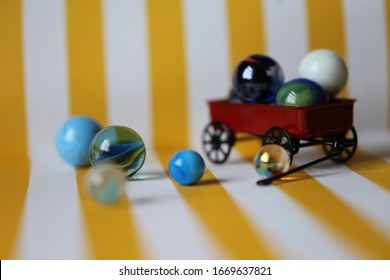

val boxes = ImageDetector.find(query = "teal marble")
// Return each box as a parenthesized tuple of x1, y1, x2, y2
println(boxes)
(89, 125, 146, 178)
(253, 144, 290, 179)
(85, 164, 125, 204)
(56, 116, 101, 167)
(168, 150, 205, 185)
(276, 78, 329, 106)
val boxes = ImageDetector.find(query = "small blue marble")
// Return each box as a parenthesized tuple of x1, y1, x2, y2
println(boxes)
(56, 116, 101, 167)
(168, 150, 205, 185)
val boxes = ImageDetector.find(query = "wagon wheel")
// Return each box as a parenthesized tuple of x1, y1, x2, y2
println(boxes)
(202, 121, 235, 164)
(291, 138, 300, 154)
(322, 127, 358, 163)
(262, 126, 294, 164)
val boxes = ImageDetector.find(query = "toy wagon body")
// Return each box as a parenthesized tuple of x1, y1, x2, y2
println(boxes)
(202, 99, 357, 168)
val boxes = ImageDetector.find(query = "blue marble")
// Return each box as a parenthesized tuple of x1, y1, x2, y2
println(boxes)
(168, 150, 205, 185)
(56, 116, 101, 167)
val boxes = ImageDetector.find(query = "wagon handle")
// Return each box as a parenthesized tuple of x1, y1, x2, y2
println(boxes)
(256, 141, 343, 186)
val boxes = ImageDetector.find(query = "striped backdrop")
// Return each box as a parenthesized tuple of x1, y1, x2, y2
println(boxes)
(0, 0, 390, 259)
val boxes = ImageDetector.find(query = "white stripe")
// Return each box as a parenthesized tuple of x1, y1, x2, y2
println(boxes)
(23, 0, 69, 159)
(130, 152, 222, 259)
(343, 0, 388, 133)
(263, 0, 308, 80)
(103, 0, 151, 149)
(182, 0, 230, 151)
(19, 0, 88, 259)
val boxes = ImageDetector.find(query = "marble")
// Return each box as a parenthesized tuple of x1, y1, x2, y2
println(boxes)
(276, 78, 329, 106)
(299, 49, 348, 98)
(89, 125, 146, 178)
(253, 144, 290, 179)
(85, 164, 126, 204)
(56, 116, 101, 167)
(168, 150, 205, 185)
(232, 54, 284, 104)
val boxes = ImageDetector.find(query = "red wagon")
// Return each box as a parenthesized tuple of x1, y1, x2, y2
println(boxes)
(202, 99, 357, 179)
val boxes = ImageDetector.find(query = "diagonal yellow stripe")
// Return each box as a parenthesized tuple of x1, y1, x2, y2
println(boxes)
(238, 140, 390, 258)
(305, 0, 348, 98)
(279, 177, 390, 259)
(147, 0, 275, 259)
(226, 0, 266, 72)
(157, 149, 275, 259)
(0, 0, 30, 259)
(0, 162, 30, 259)
(67, 0, 141, 259)
(75, 170, 141, 259)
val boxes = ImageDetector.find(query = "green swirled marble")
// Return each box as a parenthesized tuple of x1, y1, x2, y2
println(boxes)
(89, 125, 146, 178)
(276, 78, 329, 106)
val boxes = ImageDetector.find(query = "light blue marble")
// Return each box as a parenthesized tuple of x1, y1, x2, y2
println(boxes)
(56, 116, 101, 167)
(168, 150, 205, 185)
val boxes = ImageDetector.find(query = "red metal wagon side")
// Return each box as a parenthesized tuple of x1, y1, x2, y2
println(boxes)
(202, 98, 357, 165)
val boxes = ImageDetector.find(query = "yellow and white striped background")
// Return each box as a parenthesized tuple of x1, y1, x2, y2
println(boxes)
(1, 0, 390, 259)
